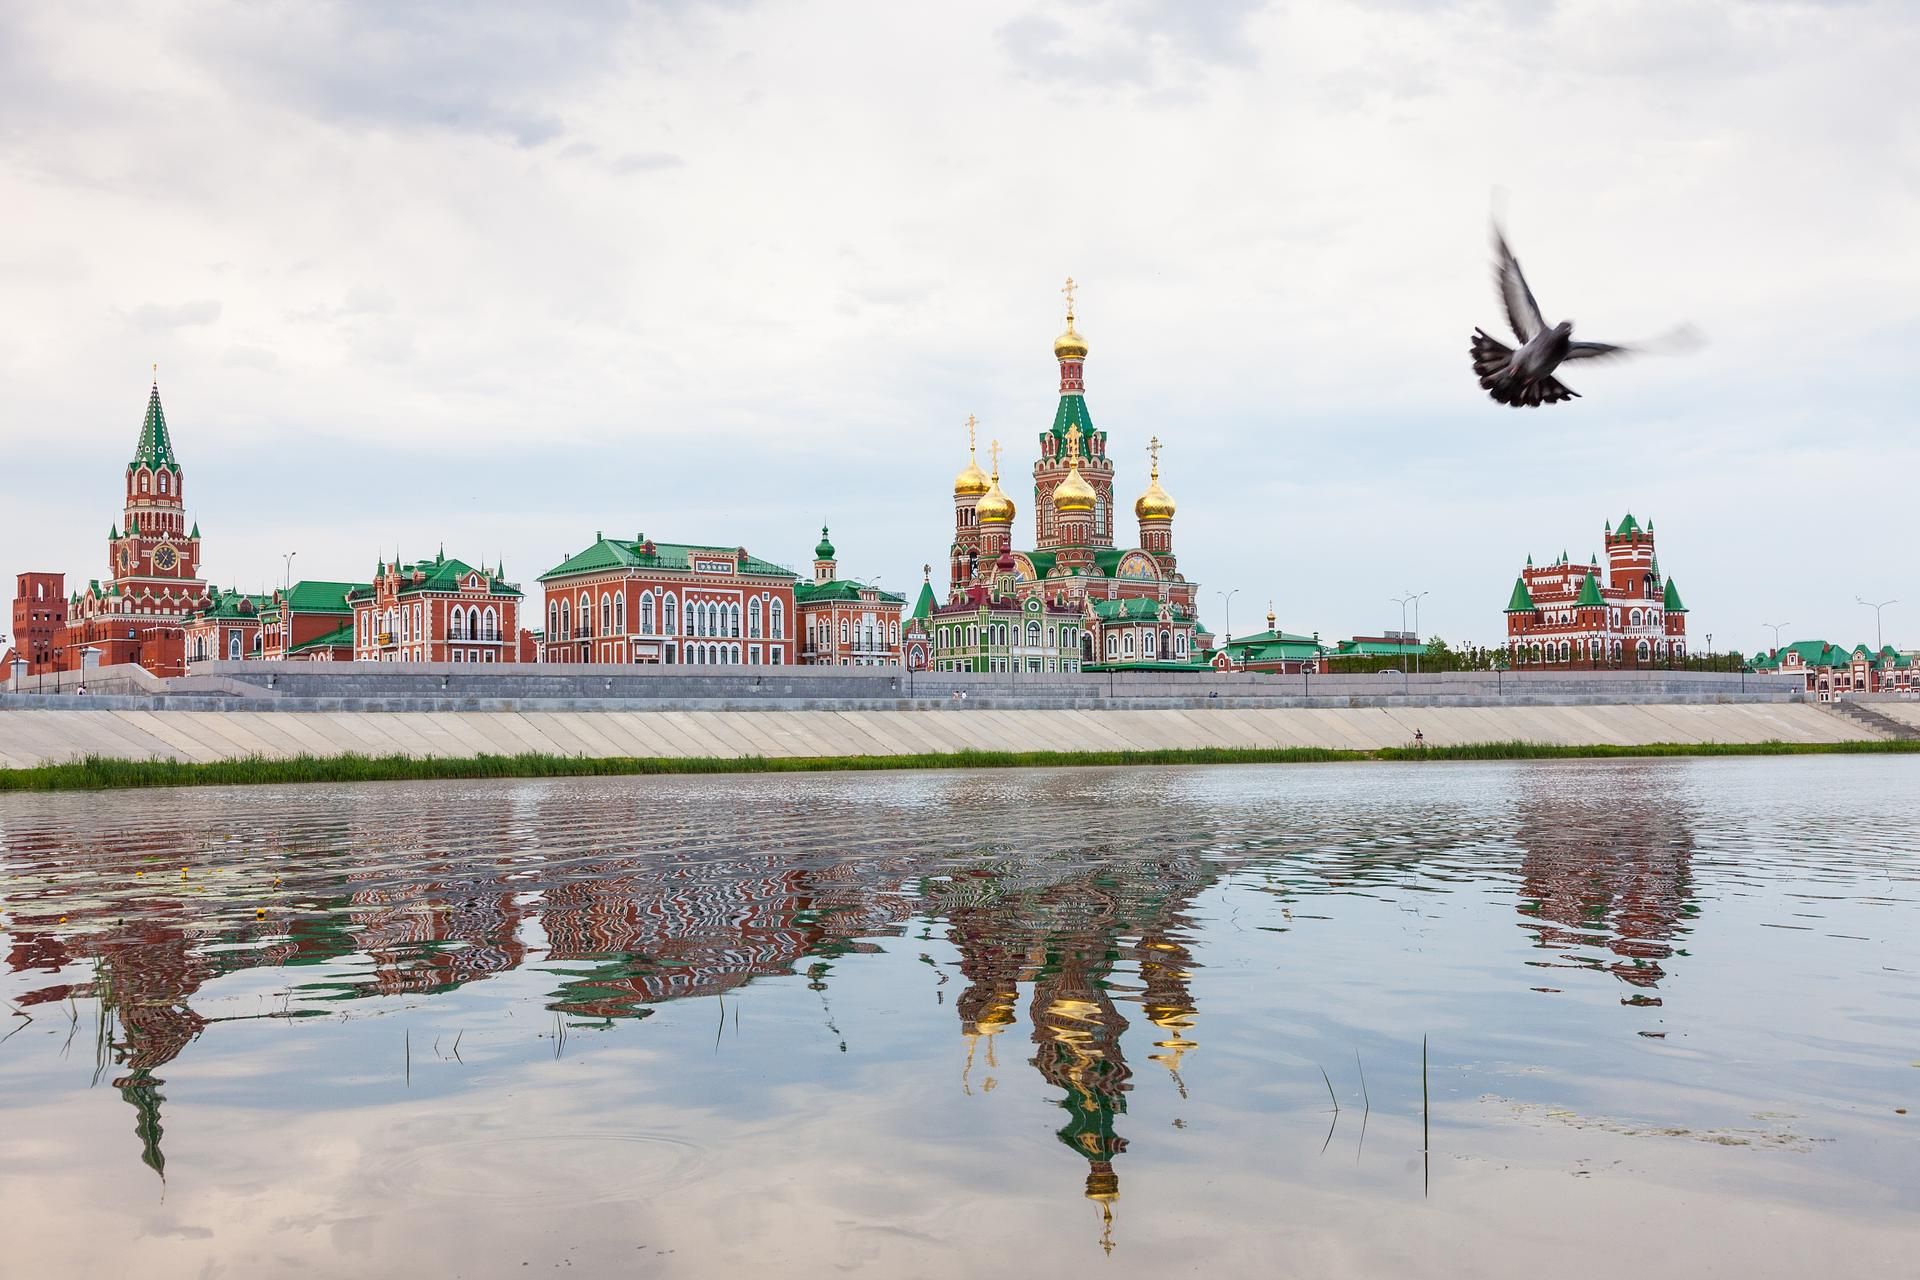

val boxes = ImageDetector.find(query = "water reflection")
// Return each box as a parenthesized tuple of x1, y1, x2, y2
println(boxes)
(3, 760, 1918, 1275)
(1513, 767, 1699, 997)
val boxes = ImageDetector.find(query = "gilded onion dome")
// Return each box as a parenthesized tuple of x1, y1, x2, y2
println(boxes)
(976, 469, 1016, 524)
(954, 413, 991, 497)
(954, 453, 990, 498)
(1135, 435, 1175, 520)
(1053, 321, 1088, 362)
(1054, 460, 1096, 514)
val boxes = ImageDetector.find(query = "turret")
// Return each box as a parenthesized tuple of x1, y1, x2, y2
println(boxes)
(951, 415, 990, 593)
(1134, 434, 1176, 565)
(812, 525, 837, 585)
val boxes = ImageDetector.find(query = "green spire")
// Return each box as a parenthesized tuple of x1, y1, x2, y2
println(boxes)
(1663, 578, 1687, 612)
(129, 515, 140, 535)
(1525, 554, 1533, 567)
(189, 521, 199, 539)
(1504, 577, 1535, 612)
(1615, 512, 1641, 537)
(110, 523, 120, 540)
(131, 378, 179, 471)
(1576, 573, 1605, 607)
(815, 525, 835, 560)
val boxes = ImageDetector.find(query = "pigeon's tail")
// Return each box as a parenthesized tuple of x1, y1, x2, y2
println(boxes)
(1490, 375, 1580, 408)
(1470, 327, 1512, 384)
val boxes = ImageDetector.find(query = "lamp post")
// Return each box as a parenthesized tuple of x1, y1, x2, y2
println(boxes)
(1408, 589, 1429, 674)
(1216, 589, 1239, 645)
(282, 551, 297, 593)
(1856, 596, 1897, 652)
(1391, 593, 1418, 694)
(1762, 621, 1790, 655)
(1706, 632, 1714, 673)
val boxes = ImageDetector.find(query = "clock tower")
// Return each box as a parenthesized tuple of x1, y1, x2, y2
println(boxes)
(103, 373, 206, 613)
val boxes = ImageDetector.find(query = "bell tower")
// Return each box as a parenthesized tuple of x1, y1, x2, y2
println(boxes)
(1033, 279, 1114, 552)
(951, 415, 990, 594)
(107, 372, 206, 617)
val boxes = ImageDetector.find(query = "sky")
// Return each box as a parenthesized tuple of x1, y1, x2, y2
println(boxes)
(1, 0, 1915, 655)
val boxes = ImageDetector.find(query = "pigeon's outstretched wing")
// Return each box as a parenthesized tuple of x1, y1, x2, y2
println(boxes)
(1561, 341, 1629, 362)
(1493, 228, 1545, 343)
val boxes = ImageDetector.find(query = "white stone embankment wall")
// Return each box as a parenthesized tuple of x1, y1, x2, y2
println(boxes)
(0, 702, 1874, 769)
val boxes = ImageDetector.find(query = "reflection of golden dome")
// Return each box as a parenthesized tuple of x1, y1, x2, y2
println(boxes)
(1054, 323, 1088, 361)
(954, 455, 990, 498)
(1135, 475, 1175, 521)
(1055, 461, 1096, 514)
(976, 471, 1015, 524)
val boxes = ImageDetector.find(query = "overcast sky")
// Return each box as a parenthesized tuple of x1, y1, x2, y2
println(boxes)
(2, 0, 1915, 654)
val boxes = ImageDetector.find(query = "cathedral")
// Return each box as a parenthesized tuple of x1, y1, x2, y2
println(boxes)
(915, 283, 1210, 673)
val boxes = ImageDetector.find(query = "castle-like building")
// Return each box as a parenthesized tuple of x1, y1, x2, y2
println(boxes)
(916, 283, 1209, 673)
(1503, 514, 1688, 667)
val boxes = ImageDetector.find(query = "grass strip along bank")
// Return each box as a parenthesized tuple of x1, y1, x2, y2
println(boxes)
(0, 739, 1915, 792)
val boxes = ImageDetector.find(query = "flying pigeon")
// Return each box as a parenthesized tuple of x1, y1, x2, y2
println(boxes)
(1470, 227, 1631, 408)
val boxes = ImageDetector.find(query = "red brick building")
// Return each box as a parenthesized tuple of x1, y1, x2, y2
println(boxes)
(1503, 514, 1688, 668)
(794, 528, 904, 666)
(182, 590, 270, 664)
(349, 552, 526, 664)
(1751, 641, 1915, 699)
(49, 377, 211, 676)
(538, 533, 798, 665)
(11, 573, 67, 674)
(262, 581, 361, 661)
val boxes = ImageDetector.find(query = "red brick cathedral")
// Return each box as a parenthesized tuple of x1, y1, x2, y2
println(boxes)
(53, 376, 212, 674)
(1503, 514, 1688, 668)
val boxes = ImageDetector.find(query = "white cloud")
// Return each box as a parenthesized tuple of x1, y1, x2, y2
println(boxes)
(0, 0, 1915, 651)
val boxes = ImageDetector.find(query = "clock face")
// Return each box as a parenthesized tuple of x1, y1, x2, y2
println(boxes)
(152, 543, 178, 573)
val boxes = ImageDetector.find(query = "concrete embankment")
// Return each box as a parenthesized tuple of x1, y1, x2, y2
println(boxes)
(0, 702, 1875, 770)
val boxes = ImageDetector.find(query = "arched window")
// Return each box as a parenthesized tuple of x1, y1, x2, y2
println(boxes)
(771, 599, 785, 639)
(1636, 639, 1651, 661)
(561, 599, 571, 639)
(549, 602, 559, 638)
(139, 473, 149, 493)
(665, 594, 678, 635)
(1630, 609, 1642, 627)
(1027, 620, 1041, 646)
(158, 472, 169, 494)
(451, 609, 466, 640)
(577, 592, 590, 635)
(641, 593, 655, 634)
(1530, 642, 1543, 663)
(601, 593, 613, 634)
(1123, 632, 1136, 657)
(615, 592, 626, 634)
(749, 598, 763, 638)
(468, 606, 481, 641)
(1106, 632, 1118, 657)
(731, 603, 742, 637)
(889, 620, 898, 645)
(1559, 640, 1571, 662)
(484, 606, 497, 641)
(840, 620, 849, 644)
(1175, 632, 1188, 657)
(229, 632, 241, 660)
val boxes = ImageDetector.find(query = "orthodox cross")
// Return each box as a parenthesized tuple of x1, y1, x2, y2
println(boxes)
(1065, 423, 1083, 464)
(1147, 434, 1162, 478)
(1061, 276, 1077, 324)
(988, 438, 1002, 478)
(966, 413, 978, 459)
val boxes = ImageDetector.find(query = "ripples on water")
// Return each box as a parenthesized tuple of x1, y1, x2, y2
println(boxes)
(1, 757, 1916, 1277)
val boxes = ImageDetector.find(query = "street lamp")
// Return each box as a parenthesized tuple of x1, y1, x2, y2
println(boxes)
(1761, 621, 1790, 654)
(1406, 589, 1430, 674)
(1856, 596, 1898, 652)
(1706, 632, 1714, 673)
(282, 551, 298, 593)
(1391, 593, 1419, 692)
(1216, 589, 1239, 644)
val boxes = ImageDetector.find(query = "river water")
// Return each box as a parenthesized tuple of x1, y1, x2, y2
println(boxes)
(1, 757, 1916, 1277)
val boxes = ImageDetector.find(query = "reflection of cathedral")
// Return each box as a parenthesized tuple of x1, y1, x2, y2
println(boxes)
(1513, 774, 1698, 992)
(913, 282, 1211, 674)
(938, 848, 1216, 1253)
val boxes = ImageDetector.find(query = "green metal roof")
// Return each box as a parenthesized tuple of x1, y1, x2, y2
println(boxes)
(1505, 577, 1535, 612)
(540, 535, 794, 583)
(1576, 573, 1605, 607)
(1045, 393, 1099, 448)
(131, 381, 180, 472)
(1332, 638, 1426, 656)
(278, 580, 362, 615)
(351, 554, 524, 600)
(814, 526, 835, 560)
(910, 580, 937, 622)
(1662, 578, 1686, 612)
(1089, 597, 1167, 621)
(793, 578, 904, 606)
(1615, 512, 1642, 537)
(288, 624, 354, 654)
(189, 589, 271, 621)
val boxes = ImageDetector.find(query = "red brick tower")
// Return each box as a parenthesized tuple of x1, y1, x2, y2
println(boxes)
(1604, 513, 1658, 602)
(1032, 279, 1114, 550)
(1134, 435, 1177, 571)
(107, 374, 206, 616)
(951, 415, 990, 594)
(11, 572, 66, 672)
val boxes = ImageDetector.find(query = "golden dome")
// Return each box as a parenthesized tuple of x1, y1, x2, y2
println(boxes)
(1054, 323, 1088, 362)
(977, 471, 1015, 524)
(1055, 460, 1096, 514)
(1134, 475, 1175, 521)
(954, 456, 990, 498)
